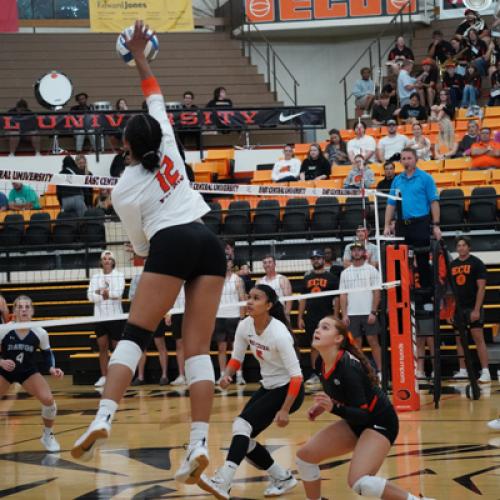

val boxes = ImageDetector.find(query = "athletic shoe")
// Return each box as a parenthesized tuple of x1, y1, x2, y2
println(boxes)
(487, 418, 500, 431)
(453, 369, 468, 379)
(40, 431, 60, 452)
(174, 440, 209, 484)
(478, 369, 491, 384)
(305, 374, 320, 386)
(430, 371, 435, 378)
(131, 378, 145, 386)
(159, 376, 169, 386)
(94, 376, 106, 387)
(416, 370, 426, 380)
(236, 372, 246, 385)
(71, 417, 111, 461)
(264, 471, 297, 496)
(198, 471, 231, 500)
(171, 375, 186, 386)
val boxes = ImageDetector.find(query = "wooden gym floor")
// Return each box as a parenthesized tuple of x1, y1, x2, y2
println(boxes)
(0, 377, 498, 500)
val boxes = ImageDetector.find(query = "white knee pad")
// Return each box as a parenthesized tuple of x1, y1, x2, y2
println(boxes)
(352, 475, 386, 497)
(108, 340, 143, 373)
(41, 402, 57, 420)
(296, 456, 321, 482)
(185, 354, 215, 386)
(232, 416, 252, 438)
(247, 438, 257, 453)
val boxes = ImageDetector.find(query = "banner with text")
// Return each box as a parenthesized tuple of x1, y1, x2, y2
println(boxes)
(245, 0, 416, 23)
(89, 0, 193, 32)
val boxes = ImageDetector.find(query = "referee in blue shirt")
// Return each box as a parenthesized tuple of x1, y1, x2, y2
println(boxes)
(384, 148, 442, 289)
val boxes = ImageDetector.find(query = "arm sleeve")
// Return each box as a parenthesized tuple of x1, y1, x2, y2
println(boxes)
(352, 80, 363, 98)
(34, 328, 55, 370)
(114, 200, 150, 257)
(108, 272, 125, 300)
(230, 321, 248, 363)
(477, 259, 488, 280)
(276, 331, 302, 378)
(87, 275, 102, 303)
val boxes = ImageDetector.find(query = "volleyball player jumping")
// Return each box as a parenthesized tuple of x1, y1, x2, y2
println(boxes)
(71, 21, 226, 486)
(296, 316, 435, 500)
(0, 296, 64, 452)
(199, 284, 304, 499)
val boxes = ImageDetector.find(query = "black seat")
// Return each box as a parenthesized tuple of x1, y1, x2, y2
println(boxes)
(282, 198, 310, 234)
(202, 201, 222, 234)
(224, 201, 250, 236)
(24, 211, 51, 245)
(53, 211, 78, 244)
(253, 199, 280, 236)
(468, 187, 497, 229)
(440, 189, 465, 229)
(80, 208, 106, 244)
(311, 197, 340, 233)
(340, 197, 365, 232)
(0, 214, 24, 247)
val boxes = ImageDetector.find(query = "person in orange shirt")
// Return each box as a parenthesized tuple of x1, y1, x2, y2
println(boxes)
(470, 127, 500, 169)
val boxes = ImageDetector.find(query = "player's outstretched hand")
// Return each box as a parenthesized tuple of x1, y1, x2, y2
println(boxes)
(274, 409, 290, 427)
(219, 374, 232, 389)
(125, 20, 154, 57)
(50, 367, 64, 378)
(0, 359, 15, 372)
(313, 392, 334, 413)
(307, 403, 325, 421)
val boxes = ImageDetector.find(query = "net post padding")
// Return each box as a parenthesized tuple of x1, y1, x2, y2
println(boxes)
(386, 244, 420, 412)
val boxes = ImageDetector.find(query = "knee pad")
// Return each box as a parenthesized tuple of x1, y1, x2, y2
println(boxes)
(108, 340, 143, 373)
(352, 475, 386, 497)
(296, 456, 320, 482)
(41, 402, 57, 420)
(232, 416, 252, 438)
(185, 354, 215, 386)
(247, 438, 257, 453)
(121, 322, 154, 351)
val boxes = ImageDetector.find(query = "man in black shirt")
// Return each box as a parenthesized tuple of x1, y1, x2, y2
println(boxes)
(455, 120, 479, 157)
(442, 62, 465, 108)
(376, 161, 396, 192)
(298, 250, 339, 386)
(450, 236, 490, 383)
(399, 93, 428, 123)
(371, 93, 397, 125)
(427, 30, 454, 63)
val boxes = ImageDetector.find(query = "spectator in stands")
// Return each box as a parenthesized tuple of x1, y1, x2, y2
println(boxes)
(407, 122, 432, 160)
(0, 293, 8, 323)
(323, 246, 334, 272)
(461, 63, 482, 111)
(352, 67, 375, 118)
(298, 250, 340, 387)
(455, 9, 489, 42)
(346, 121, 376, 163)
(455, 120, 479, 157)
(109, 98, 128, 152)
(488, 58, 500, 105)
(237, 262, 253, 294)
(299, 144, 331, 181)
(399, 92, 428, 123)
(87, 250, 125, 388)
(450, 236, 490, 383)
(442, 61, 465, 108)
(7, 99, 41, 157)
(8, 182, 40, 210)
(57, 155, 87, 218)
(376, 160, 396, 192)
(110, 150, 131, 178)
(75, 154, 93, 208)
(324, 129, 349, 166)
(387, 35, 415, 75)
(382, 81, 398, 106)
(182, 91, 197, 109)
(179, 91, 201, 150)
(417, 58, 438, 110)
(430, 89, 455, 122)
(376, 119, 408, 162)
(488, 38, 500, 78)
(397, 59, 418, 107)
(343, 224, 378, 268)
(206, 87, 233, 107)
(70, 92, 96, 152)
(343, 155, 375, 189)
(470, 127, 500, 169)
(256, 255, 293, 320)
(465, 28, 490, 76)
(213, 258, 246, 385)
(434, 118, 457, 160)
(271, 144, 301, 182)
(0, 192, 8, 211)
(94, 190, 114, 215)
(339, 242, 382, 375)
(371, 93, 397, 125)
(428, 29, 454, 64)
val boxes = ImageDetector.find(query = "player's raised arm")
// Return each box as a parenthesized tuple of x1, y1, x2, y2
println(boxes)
(126, 20, 157, 88)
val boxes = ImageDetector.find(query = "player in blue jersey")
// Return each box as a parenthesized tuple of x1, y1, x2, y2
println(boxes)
(0, 295, 64, 452)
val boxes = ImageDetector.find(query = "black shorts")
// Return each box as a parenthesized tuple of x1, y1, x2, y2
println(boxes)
(213, 317, 240, 343)
(349, 315, 379, 338)
(95, 320, 125, 341)
(0, 367, 38, 384)
(144, 222, 226, 281)
(171, 314, 183, 340)
(453, 307, 485, 329)
(348, 407, 399, 445)
(154, 320, 166, 338)
(239, 382, 305, 437)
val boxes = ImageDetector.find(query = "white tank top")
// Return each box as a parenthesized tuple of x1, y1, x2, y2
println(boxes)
(217, 273, 242, 318)
(257, 274, 286, 298)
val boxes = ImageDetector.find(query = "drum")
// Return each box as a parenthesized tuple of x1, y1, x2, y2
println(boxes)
(165, 101, 182, 110)
(93, 101, 112, 111)
(34, 71, 73, 110)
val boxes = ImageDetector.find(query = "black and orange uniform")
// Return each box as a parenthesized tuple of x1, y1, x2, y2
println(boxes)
(450, 255, 487, 328)
(321, 350, 399, 444)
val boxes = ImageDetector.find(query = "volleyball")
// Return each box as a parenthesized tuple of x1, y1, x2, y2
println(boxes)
(116, 25, 159, 66)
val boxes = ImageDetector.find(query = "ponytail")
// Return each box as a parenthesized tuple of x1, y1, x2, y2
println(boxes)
(124, 113, 162, 173)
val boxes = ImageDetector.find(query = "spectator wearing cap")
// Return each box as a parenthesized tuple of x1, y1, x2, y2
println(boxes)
(70, 92, 96, 152)
(398, 93, 428, 124)
(455, 9, 489, 42)
(371, 93, 397, 126)
(343, 155, 375, 190)
(343, 224, 379, 268)
(298, 249, 340, 387)
(428, 30, 454, 64)
(442, 61, 465, 109)
(376, 161, 396, 193)
(87, 250, 125, 388)
(352, 67, 376, 118)
(271, 144, 301, 182)
(8, 182, 40, 211)
(346, 121, 376, 164)
(430, 88, 455, 122)
(397, 59, 418, 107)
(417, 58, 439, 109)
(470, 127, 500, 169)
(376, 120, 409, 162)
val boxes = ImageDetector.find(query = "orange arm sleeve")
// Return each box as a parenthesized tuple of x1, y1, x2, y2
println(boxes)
(227, 358, 241, 371)
(287, 376, 303, 397)
(141, 76, 161, 98)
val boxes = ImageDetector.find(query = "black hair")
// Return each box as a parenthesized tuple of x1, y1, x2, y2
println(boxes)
(355, 120, 367, 131)
(455, 235, 471, 248)
(115, 98, 127, 110)
(183, 90, 194, 98)
(62, 155, 78, 170)
(213, 86, 227, 100)
(401, 147, 418, 159)
(124, 114, 162, 172)
(383, 160, 395, 168)
(16, 99, 28, 109)
(254, 284, 292, 334)
(409, 92, 420, 101)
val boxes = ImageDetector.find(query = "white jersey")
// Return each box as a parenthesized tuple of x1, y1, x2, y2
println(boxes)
(88, 269, 125, 318)
(271, 158, 301, 182)
(232, 317, 302, 389)
(339, 263, 380, 316)
(217, 273, 243, 318)
(111, 92, 209, 257)
(257, 274, 287, 299)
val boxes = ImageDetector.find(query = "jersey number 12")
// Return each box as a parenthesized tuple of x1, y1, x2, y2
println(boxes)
(155, 155, 180, 193)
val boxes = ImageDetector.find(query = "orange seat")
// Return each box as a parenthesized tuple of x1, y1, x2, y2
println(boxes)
(194, 171, 212, 183)
(456, 107, 483, 120)
(491, 169, 500, 183)
(429, 122, 440, 132)
(419, 159, 443, 173)
(42, 194, 60, 209)
(454, 120, 469, 132)
(394, 161, 403, 173)
(433, 172, 460, 187)
(483, 106, 500, 117)
(251, 170, 273, 184)
(366, 127, 380, 138)
(206, 148, 234, 160)
(340, 129, 355, 140)
(290, 180, 315, 188)
(293, 143, 311, 155)
(460, 170, 491, 186)
(330, 165, 352, 179)
(45, 184, 57, 195)
(481, 117, 500, 130)
(443, 157, 472, 171)
(370, 163, 384, 175)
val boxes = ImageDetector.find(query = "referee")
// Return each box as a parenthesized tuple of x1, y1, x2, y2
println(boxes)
(384, 148, 441, 290)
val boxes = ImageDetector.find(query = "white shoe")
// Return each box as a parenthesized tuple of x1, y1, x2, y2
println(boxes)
(453, 369, 468, 379)
(305, 374, 320, 386)
(174, 440, 209, 484)
(198, 471, 231, 500)
(264, 471, 297, 497)
(478, 369, 491, 384)
(236, 372, 246, 385)
(40, 431, 60, 452)
(94, 376, 106, 387)
(71, 417, 111, 461)
(430, 371, 435, 378)
(487, 418, 500, 431)
(170, 375, 186, 386)
(416, 370, 426, 380)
